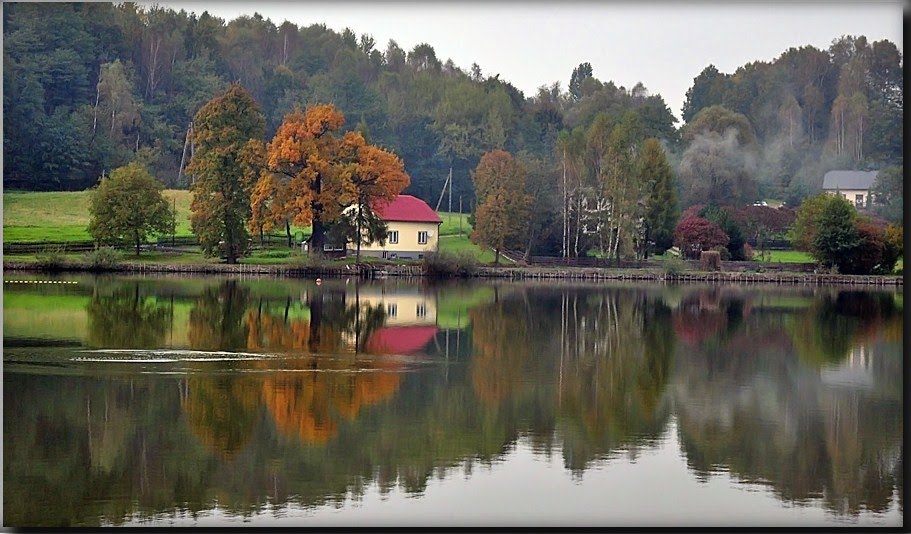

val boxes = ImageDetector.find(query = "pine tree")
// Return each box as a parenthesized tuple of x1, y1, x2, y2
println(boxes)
(640, 138, 679, 257)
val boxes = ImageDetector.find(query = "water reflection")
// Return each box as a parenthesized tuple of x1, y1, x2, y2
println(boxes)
(3, 276, 902, 526)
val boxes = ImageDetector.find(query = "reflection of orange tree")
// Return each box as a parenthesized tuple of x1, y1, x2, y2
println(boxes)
(262, 358, 402, 444)
(240, 294, 398, 445)
(245, 308, 311, 351)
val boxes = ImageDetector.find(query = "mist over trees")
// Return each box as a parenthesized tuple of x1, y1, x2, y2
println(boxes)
(3, 3, 902, 259)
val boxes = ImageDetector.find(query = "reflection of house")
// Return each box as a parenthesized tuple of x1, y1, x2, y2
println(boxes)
(822, 170, 878, 209)
(353, 286, 439, 355)
(820, 344, 875, 389)
(355, 286, 437, 326)
(350, 195, 442, 260)
(366, 326, 438, 355)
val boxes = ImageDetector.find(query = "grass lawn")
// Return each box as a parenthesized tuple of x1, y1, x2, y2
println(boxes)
(756, 249, 814, 263)
(438, 234, 499, 264)
(3, 189, 197, 243)
(437, 211, 472, 237)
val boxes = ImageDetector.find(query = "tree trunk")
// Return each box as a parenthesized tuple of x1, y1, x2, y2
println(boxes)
(135, 231, 141, 257)
(356, 208, 362, 263)
(226, 225, 236, 264)
(309, 219, 326, 256)
(523, 229, 534, 262)
(562, 148, 567, 258)
(92, 73, 101, 142)
(286, 220, 292, 248)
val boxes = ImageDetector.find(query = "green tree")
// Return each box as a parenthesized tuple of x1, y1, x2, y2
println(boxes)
(470, 149, 531, 264)
(681, 65, 729, 122)
(700, 204, 746, 260)
(812, 194, 860, 271)
(869, 165, 903, 223)
(87, 162, 172, 255)
(640, 138, 678, 257)
(569, 62, 593, 101)
(187, 83, 265, 264)
(788, 193, 834, 253)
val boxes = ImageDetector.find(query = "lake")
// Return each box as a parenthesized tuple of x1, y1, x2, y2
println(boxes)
(2, 273, 903, 527)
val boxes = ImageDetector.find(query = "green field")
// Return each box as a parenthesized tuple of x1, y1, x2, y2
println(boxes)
(756, 249, 814, 263)
(438, 234, 498, 263)
(3, 189, 196, 243)
(437, 211, 472, 237)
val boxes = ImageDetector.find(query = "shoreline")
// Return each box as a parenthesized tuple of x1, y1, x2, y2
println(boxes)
(3, 260, 903, 286)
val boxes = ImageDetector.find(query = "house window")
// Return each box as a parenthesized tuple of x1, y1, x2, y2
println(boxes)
(417, 303, 426, 317)
(387, 303, 397, 317)
(855, 194, 864, 208)
(418, 231, 428, 245)
(388, 230, 399, 244)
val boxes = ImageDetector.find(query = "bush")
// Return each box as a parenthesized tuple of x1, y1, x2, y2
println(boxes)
(294, 253, 331, 270)
(673, 216, 729, 259)
(35, 246, 67, 271)
(663, 255, 686, 276)
(423, 251, 479, 277)
(84, 246, 122, 269)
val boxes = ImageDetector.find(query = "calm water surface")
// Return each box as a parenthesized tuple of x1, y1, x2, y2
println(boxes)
(2, 273, 903, 527)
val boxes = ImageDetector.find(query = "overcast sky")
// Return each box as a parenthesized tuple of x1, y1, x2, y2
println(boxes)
(158, 1, 904, 122)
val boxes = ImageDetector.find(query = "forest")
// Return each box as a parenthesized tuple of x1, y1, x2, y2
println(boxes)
(3, 3, 903, 258)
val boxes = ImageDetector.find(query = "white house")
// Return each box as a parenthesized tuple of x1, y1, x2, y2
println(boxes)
(821, 170, 878, 209)
(350, 195, 443, 260)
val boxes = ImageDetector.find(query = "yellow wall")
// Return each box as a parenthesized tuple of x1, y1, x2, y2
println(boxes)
(354, 220, 441, 256)
(825, 189, 871, 208)
(353, 288, 437, 326)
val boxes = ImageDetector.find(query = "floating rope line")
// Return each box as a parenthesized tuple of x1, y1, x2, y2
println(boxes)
(4, 280, 78, 284)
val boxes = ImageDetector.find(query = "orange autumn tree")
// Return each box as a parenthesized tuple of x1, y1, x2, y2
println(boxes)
(255, 104, 409, 254)
(470, 149, 531, 264)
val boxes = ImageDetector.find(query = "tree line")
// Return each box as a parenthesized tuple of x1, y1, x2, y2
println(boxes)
(5, 3, 903, 262)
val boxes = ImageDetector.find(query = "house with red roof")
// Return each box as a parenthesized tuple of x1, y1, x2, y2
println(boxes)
(350, 195, 443, 260)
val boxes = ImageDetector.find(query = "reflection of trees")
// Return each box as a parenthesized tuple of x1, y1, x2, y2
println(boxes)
(674, 290, 903, 516)
(7, 280, 903, 526)
(4, 374, 213, 527)
(187, 281, 251, 351)
(182, 375, 262, 459)
(670, 287, 750, 348)
(555, 290, 673, 472)
(262, 358, 402, 444)
(789, 290, 901, 367)
(468, 297, 532, 404)
(86, 283, 172, 348)
(468, 287, 675, 473)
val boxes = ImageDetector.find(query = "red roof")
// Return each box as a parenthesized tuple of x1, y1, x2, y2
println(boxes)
(372, 195, 442, 223)
(365, 326, 438, 355)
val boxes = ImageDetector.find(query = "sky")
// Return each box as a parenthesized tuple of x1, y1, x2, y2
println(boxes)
(157, 1, 904, 122)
